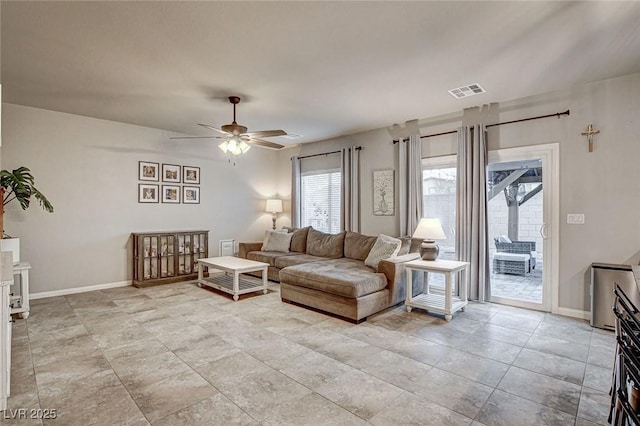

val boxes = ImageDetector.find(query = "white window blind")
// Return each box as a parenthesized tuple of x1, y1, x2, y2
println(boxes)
(301, 170, 341, 233)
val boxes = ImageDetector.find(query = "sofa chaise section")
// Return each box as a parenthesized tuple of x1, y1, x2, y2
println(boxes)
(280, 254, 421, 322)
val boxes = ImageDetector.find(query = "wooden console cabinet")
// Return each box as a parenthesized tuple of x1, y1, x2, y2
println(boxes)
(132, 230, 208, 288)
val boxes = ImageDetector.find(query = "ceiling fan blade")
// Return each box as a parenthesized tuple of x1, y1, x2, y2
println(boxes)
(242, 130, 287, 138)
(247, 138, 285, 150)
(170, 136, 224, 140)
(197, 123, 230, 135)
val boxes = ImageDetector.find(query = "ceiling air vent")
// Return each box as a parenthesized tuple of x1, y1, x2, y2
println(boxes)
(448, 83, 486, 99)
(282, 134, 303, 140)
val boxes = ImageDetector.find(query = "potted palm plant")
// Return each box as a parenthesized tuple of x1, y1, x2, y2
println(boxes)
(0, 167, 54, 262)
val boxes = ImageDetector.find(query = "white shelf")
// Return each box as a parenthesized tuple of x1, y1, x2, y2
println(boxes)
(199, 274, 265, 296)
(408, 293, 465, 315)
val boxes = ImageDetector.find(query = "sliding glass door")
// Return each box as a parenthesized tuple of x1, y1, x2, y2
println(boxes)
(486, 144, 559, 312)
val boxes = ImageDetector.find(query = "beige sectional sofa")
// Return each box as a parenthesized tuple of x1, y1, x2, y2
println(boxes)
(239, 227, 423, 322)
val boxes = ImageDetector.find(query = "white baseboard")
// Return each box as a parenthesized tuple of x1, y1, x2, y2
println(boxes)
(556, 307, 590, 321)
(30, 280, 132, 300)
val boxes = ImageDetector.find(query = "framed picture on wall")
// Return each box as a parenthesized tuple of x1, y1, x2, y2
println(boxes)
(183, 186, 200, 204)
(139, 184, 159, 203)
(139, 161, 159, 181)
(161, 185, 180, 203)
(373, 170, 394, 216)
(183, 166, 200, 184)
(162, 164, 181, 183)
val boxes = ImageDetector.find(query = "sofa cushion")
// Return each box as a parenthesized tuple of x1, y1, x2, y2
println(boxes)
(344, 231, 377, 261)
(247, 251, 301, 267)
(290, 226, 311, 253)
(262, 230, 293, 252)
(364, 234, 402, 270)
(306, 229, 345, 259)
(274, 253, 329, 269)
(280, 259, 387, 299)
(497, 234, 512, 243)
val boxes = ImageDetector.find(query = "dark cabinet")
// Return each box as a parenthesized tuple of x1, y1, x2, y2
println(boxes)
(132, 230, 208, 287)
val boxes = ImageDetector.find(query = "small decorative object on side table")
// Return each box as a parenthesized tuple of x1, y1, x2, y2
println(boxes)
(405, 258, 470, 321)
(412, 218, 447, 260)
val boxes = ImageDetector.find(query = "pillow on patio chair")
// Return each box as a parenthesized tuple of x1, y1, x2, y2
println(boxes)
(497, 235, 512, 243)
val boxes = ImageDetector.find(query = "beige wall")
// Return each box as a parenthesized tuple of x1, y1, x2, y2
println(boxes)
(293, 72, 640, 313)
(1, 104, 280, 293)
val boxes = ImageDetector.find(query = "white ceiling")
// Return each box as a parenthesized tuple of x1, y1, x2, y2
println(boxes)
(2, 1, 640, 146)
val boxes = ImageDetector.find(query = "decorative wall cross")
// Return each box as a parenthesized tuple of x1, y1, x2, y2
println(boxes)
(581, 124, 600, 152)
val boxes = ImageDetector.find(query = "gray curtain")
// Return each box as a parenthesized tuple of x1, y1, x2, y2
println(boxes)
(398, 135, 424, 237)
(340, 147, 360, 232)
(291, 156, 302, 228)
(456, 125, 490, 301)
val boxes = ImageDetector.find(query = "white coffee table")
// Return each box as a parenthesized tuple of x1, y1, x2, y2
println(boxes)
(197, 256, 269, 301)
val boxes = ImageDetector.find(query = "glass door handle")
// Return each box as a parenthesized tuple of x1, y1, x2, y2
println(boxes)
(540, 223, 549, 239)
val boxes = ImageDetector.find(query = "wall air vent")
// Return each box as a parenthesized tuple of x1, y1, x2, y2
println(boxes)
(448, 83, 486, 99)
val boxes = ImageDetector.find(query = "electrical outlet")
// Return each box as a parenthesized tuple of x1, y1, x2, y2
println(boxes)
(567, 214, 585, 224)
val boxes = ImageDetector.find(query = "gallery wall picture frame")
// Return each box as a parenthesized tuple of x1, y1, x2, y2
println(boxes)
(373, 169, 395, 216)
(161, 185, 180, 204)
(139, 161, 159, 181)
(139, 184, 159, 203)
(183, 186, 200, 204)
(162, 164, 181, 183)
(183, 166, 200, 184)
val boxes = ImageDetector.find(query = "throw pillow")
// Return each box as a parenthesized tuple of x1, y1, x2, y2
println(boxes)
(290, 226, 311, 253)
(262, 230, 293, 252)
(344, 231, 377, 261)
(306, 228, 345, 258)
(364, 234, 402, 270)
(498, 235, 512, 243)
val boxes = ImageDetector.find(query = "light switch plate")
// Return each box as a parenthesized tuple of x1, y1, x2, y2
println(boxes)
(567, 214, 585, 224)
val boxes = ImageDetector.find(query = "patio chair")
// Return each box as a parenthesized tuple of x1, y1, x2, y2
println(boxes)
(493, 238, 536, 275)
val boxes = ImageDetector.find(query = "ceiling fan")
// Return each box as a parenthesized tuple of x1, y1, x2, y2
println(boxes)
(171, 96, 287, 155)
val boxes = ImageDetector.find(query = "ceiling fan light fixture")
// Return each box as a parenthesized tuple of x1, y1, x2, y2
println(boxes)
(239, 141, 251, 153)
(218, 141, 229, 153)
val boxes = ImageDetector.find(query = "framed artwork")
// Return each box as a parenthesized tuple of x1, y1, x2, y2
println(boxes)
(139, 161, 159, 181)
(162, 164, 181, 183)
(139, 184, 159, 203)
(183, 166, 200, 184)
(373, 170, 394, 216)
(161, 185, 180, 203)
(183, 186, 200, 204)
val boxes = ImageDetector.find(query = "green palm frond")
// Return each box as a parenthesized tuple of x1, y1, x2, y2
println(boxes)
(1, 167, 54, 213)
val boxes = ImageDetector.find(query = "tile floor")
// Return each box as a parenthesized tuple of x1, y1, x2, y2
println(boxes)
(2, 282, 614, 425)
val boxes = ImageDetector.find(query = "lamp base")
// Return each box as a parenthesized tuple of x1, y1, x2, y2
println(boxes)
(272, 214, 277, 230)
(420, 240, 439, 261)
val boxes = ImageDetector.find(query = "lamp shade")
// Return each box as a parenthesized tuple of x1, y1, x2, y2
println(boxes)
(265, 199, 283, 213)
(412, 218, 446, 241)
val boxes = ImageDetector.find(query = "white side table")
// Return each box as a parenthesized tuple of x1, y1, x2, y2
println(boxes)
(10, 262, 31, 319)
(405, 259, 470, 321)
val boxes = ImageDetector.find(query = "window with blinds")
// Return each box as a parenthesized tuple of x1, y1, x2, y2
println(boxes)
(301, 170, 341, 233)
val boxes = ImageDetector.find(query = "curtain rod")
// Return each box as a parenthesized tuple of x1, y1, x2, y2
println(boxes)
(392, 109, 570, 144)
(294, 146, 362, 160)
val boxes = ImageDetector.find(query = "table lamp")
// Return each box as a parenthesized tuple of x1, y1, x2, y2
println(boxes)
(265, 199, 283, 230)
(412, 218, 447, 260)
